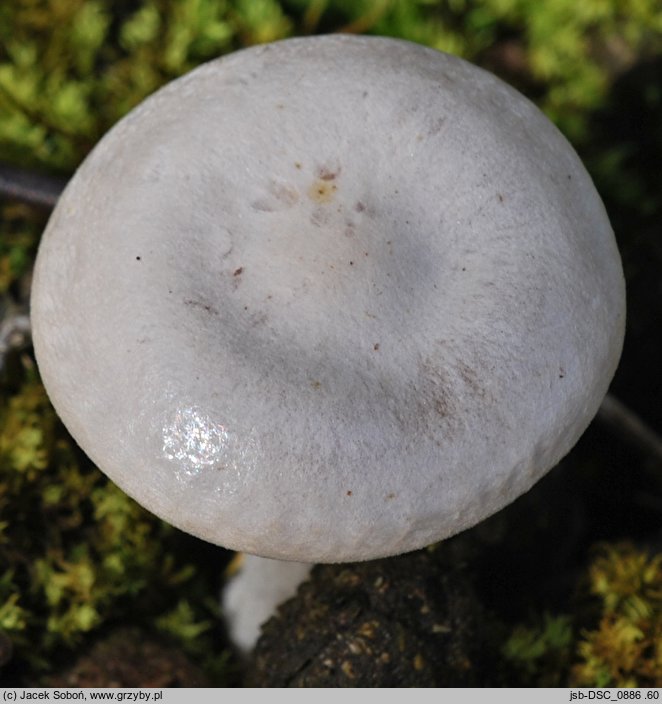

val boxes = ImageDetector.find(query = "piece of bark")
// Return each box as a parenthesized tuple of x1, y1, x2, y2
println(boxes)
(249, 546, 488, 687)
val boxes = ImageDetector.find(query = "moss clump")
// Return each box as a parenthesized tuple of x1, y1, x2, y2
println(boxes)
(502, 613, 574, 687)
(571, 543, 662, 687)
(0, 362, 231, 684)
(501, 542, 662, 687)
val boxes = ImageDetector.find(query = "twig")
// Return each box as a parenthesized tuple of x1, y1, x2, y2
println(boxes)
(597, 392, 662, 466)
(0, 162, 67, 209)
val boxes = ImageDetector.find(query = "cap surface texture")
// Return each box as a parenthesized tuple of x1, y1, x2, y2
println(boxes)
(31, 35, 626, 562)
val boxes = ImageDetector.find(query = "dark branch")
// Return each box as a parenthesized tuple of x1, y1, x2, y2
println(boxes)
(598, 393, 662, 466)
(0, 162, 67, 209)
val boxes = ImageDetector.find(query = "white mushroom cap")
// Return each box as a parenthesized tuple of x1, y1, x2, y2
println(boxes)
(31, 35, 625, 563)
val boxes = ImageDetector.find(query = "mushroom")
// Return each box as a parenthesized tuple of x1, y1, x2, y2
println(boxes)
(31, 35, 625, 650)
(223, 555, 313, 653)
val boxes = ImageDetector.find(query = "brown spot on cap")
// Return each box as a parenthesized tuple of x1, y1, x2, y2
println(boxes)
(309, 180, 337, 204)
(318, 165, 341, 181)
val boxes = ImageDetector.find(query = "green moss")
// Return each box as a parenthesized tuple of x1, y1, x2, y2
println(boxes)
(502, 614, 574, 687)
(571, 543, 662, 687)
(501, 543, 662, 687)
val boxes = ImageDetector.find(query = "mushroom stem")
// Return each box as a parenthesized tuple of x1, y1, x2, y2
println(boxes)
(222, 554, 313, 653)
